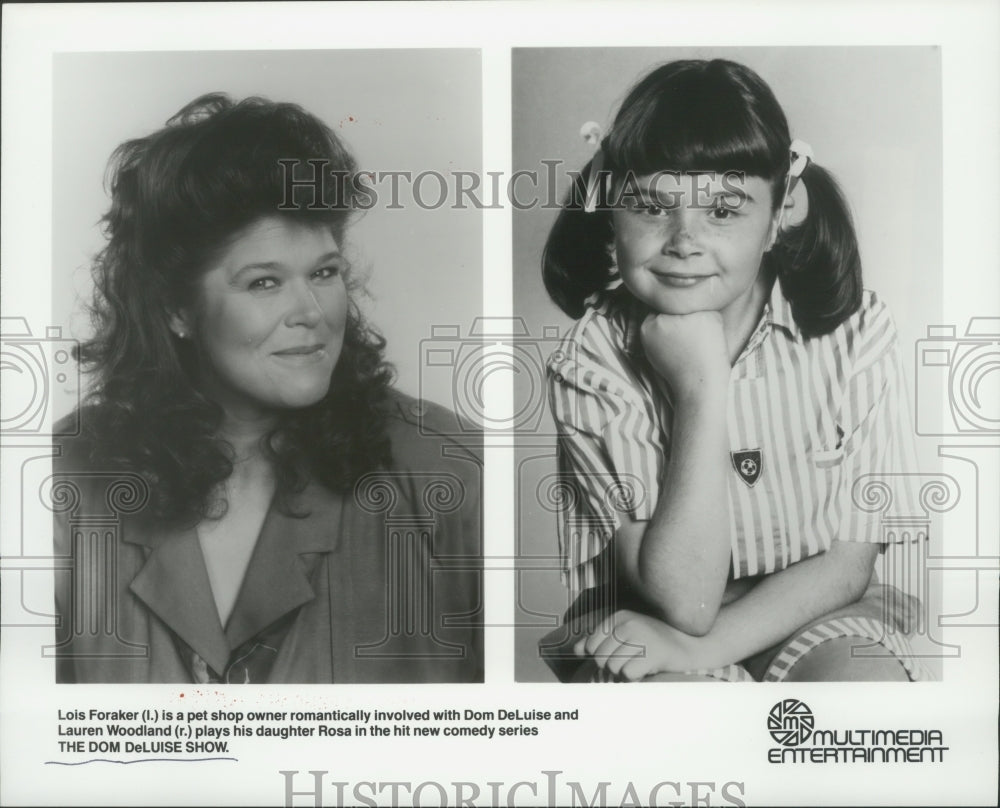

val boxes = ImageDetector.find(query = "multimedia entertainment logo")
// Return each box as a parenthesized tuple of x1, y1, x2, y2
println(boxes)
(766, 699, 948, 764)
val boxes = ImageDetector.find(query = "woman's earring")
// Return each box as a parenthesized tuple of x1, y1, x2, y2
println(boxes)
(168, 310, 191, 341)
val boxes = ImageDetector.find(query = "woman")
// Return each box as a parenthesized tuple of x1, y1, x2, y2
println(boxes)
(52, 93, 482, 684)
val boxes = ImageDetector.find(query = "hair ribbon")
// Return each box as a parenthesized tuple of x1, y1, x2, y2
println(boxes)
(788, 139, 813, 182)
(777, 139, 813, 232)
(580, 121, 605, 213)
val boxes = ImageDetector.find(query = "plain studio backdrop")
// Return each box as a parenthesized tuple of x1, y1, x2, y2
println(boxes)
(51, 49, 482, 420)
(511, 47, 943, 681)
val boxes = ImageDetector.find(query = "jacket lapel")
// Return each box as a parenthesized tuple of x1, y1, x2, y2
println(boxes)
(224, 479, 343, 651)
(126, 523, 231, 676)
(124, 479, 343, 679)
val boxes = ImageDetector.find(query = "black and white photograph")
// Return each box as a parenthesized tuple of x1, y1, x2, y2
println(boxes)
(41, 49, 484, 685)
(512, 47, 944, 685)
(1, 3, 997, 807)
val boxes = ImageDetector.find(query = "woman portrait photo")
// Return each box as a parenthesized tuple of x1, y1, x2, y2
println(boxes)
(48, 51, 483, 684)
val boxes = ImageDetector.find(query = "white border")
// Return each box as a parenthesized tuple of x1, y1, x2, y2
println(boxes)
(2, 2, 997, 806)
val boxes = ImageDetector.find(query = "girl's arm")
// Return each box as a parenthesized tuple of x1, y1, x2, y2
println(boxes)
(581, 538, 878, 678)
(701, 539, 878, 662)
(613, 311, 733, 636)
(588, 296, 919, 675)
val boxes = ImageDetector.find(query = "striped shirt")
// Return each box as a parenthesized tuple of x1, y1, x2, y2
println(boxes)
(547, 281, 920, 596)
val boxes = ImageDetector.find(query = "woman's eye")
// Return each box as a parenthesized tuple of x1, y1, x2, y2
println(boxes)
(639, 203, 669, 217)
(312, 265, 341, 281)
(248, 277, 279, 291)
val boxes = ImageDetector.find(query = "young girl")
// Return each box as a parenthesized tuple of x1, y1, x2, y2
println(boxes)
(542, 59, 927, 682)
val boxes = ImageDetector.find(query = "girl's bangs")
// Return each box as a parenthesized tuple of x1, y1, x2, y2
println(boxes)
(606, 79, 787, 180)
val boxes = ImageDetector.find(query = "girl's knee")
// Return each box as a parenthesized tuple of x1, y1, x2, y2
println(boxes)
(783, 637, 910, 682)
(571, 661, 724, 682)
(642, 672, 724, 682)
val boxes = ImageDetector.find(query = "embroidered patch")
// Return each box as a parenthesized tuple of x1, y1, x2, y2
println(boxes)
(731, 449, 763, 487)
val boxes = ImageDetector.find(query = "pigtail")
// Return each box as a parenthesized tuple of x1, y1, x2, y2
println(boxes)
(771, 161, 863, 337)
(542, 157, 615, 319)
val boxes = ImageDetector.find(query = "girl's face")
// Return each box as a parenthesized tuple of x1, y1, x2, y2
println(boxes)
(171, 216, 349, 421)
(612, 172, 780, 323)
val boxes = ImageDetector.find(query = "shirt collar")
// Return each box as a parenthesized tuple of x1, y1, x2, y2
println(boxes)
(766, 278, 801, 341)
(595, 288, 645, 356)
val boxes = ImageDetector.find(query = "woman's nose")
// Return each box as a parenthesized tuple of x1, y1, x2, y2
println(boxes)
(661, 208, 701, 258)
(285, 282, 325, 328)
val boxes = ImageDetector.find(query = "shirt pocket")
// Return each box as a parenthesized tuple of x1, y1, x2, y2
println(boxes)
(812, 444, 846, 469)
(810, 408, 848, 468)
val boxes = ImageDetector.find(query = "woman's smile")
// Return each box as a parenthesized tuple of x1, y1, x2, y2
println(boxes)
(269, 344, 332, 368)
(271, 343, 328, 357)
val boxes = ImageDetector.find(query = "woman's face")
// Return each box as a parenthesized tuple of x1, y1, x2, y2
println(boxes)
(172, 216, 349, 420)
(612, 172, 779, 323)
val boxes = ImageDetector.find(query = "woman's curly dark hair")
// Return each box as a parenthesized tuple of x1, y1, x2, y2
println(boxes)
(74, 93, 395, 526)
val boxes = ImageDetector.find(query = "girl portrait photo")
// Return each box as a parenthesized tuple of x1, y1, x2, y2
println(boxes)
(513, 47, 942, 683)
(46, 49, 484, 684)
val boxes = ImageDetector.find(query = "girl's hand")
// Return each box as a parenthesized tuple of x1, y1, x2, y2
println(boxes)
(574, 609, 720, 681)
(639, 311, 729, 401)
